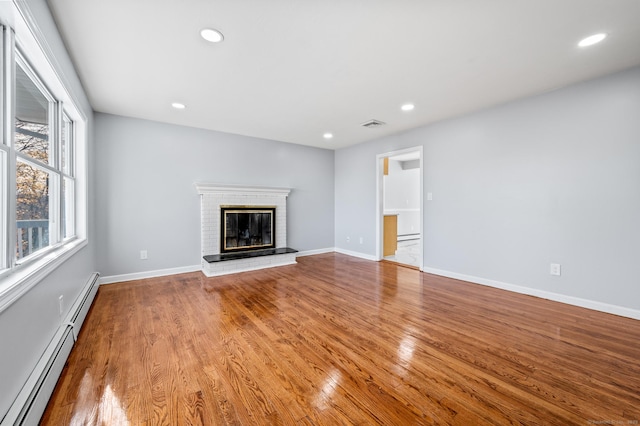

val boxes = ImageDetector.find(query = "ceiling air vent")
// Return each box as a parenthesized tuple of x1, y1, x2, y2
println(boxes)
(361, 119, 386, 128)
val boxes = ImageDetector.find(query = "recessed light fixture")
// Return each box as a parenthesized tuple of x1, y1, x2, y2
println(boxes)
(401, 103, 415, 112)
(578, 33, 607, 47)
(171, 102, 186, 109)
(201, 28, 224, 43)
(323, 133, 333, 140)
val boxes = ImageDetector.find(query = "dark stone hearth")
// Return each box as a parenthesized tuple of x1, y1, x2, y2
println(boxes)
(204, 247, 298, 263)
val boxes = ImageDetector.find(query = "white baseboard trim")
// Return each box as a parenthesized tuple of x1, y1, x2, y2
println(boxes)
(422, 267, 640, 320)
(99, 250, 337, 284)
(296, 247, 335, 257)
(334, 248, 378, 261)
(3, 273, 100, 425)
(98, 256, 639, 320)
(100, 264, 201, 285)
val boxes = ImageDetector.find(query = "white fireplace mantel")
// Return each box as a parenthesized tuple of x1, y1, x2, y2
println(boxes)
(195, 183, 291, 198)
(195, 182, 295, 276)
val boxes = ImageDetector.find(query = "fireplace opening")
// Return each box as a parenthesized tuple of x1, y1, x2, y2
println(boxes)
(221, 206, 275, 253)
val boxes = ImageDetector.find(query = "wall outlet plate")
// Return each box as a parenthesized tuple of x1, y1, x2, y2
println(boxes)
(550, 263, 561, 276)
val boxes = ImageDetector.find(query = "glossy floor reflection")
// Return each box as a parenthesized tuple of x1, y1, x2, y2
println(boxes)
(384, 238, 421, 268)
(42, 253, 640, 425)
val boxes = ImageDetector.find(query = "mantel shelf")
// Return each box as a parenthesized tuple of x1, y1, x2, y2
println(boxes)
(194, 183, 291, 197)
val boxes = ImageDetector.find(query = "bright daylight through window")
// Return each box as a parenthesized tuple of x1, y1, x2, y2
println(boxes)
(15, 61, 54, 260)
(0, 20, 84, 287)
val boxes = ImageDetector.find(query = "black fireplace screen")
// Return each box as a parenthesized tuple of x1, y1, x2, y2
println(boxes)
(221, 206, 275, 253)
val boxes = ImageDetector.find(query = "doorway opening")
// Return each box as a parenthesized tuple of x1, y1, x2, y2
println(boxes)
(376, 147, 423, 270)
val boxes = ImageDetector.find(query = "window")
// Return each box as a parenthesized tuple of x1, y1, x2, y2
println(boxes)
(15, 60, 57, 260)
(0, 14, 86, 304)
(15, 63, 52, 164)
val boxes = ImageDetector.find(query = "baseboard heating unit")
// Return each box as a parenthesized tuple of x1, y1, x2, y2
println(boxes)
(1, 272, 100, 426)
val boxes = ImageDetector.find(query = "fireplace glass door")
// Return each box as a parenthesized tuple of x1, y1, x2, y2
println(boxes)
(221, 206, 275, 253)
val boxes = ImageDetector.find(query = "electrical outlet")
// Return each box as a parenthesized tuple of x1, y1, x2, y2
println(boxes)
(58, 295, 64, 316)
(550, 263, 561, 276)
(359, 237, 364, 244)
(346, 236, 350, 243)
(140, 250, 148, 260)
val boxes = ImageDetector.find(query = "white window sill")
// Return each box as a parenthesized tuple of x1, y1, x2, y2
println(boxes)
(0, 238, 87, 314)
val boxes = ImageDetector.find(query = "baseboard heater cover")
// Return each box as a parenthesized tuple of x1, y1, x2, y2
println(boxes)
(1, 272, 100, 426)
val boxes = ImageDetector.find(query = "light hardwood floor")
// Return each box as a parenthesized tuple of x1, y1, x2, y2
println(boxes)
(42, 253, 640, 425)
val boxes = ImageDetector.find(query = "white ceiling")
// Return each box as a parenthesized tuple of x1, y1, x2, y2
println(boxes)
(47, 0, 640, 150)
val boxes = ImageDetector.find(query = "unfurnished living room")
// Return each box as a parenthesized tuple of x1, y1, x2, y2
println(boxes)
(1, 1, 639, 425)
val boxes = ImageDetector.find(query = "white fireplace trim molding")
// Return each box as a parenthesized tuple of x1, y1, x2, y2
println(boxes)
(194, 183, 292, 198)
(195, 183, 295, 276)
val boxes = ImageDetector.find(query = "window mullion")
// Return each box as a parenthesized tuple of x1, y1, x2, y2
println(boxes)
(2, 25, 16, 269)
(50, 101, 63, 245)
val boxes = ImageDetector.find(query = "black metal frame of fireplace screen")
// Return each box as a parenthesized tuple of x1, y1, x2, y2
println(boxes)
(221, 206, 276, 253)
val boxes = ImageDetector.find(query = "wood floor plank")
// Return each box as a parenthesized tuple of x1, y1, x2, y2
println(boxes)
(41, 253, 640, 425)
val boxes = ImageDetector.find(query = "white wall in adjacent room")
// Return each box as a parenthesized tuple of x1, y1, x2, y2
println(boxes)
(384, 159, 420, 236)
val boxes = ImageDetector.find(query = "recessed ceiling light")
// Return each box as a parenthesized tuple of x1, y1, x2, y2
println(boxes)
(578, 33, 607, 47)
(323, 133, 333, 140)
(171, 102, 186, 109)
(201, 28, 224, 43)
(401, 103, 415, 112)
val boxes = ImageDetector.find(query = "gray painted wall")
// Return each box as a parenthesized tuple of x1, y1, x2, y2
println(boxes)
(336, 66, 640, 312)
(0, 0, 96, 419)
(95, 113, 335, 277)
(1, 1, 638, 418)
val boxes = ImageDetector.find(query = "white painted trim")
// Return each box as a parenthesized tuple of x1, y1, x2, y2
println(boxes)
(423, 267, 640, 321)
(0, 239, 87, 314)
(296, 247, 335, 257)
(3, 272, 99, 425)
(99, 264, 201, 285)
(202, 259, 297, 277)
(194, 183, 291, 197)
(100, 249, 329, 283)
(383, 208, 421, 213)
(0, 1, 90, 314)
(334, 248, 378, 261)
(12, 0, 89, 121)
(101, 253, 639, 320)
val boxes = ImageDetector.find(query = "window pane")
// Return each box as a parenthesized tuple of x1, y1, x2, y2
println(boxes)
(62, 176, 75, 239)
(16, 160, 50, 259)
(15, 64, 51, 165)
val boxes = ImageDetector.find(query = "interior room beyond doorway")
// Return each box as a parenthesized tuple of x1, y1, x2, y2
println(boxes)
(382, 150, 422, 269)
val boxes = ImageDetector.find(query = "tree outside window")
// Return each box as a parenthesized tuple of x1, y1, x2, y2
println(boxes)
(15, 63, 53, 260)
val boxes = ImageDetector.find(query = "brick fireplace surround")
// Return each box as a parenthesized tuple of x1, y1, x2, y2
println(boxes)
(195, 183, 297, 276)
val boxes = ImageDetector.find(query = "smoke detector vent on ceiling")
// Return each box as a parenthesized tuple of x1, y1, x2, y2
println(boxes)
(361, 119, 386, 128)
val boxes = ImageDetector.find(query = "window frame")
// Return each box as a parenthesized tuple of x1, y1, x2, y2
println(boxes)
(60, 113, 76, 242)
(14, 54, 61, 263)
(15, 157, 55, 262)
(14, 53, 56, 167)
(0, 6, 88, 314)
